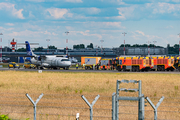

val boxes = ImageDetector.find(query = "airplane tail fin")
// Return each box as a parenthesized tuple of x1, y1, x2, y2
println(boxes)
(25, 41, 36, 56)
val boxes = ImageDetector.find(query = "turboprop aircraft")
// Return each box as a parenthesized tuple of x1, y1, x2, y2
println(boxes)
(25, 41, 71, 70)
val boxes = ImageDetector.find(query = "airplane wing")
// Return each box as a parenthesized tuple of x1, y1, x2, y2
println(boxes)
(39, 55, 47, 60)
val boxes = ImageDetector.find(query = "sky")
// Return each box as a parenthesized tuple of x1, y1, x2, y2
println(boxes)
(0, 0, 180, 49)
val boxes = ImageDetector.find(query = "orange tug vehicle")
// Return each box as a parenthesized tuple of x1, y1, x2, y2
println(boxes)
(151, 56, 175, 71)
(113, 56, 154, 72)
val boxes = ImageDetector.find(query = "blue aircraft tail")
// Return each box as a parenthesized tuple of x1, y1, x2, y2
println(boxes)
(25, 41, 36, 63)
(25, 41, 33, 56)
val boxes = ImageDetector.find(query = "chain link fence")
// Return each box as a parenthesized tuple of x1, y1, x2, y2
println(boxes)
(0, 92, 180, 120)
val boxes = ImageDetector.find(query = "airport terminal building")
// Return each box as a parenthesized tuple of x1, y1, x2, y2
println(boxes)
(2, 46, 168, 63)
(113, 47, 168, 56)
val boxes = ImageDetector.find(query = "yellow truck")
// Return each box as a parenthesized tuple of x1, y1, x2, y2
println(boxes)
(24, 62, 36, 69)
(8, 62, 20, 69)
(81, 57, 101, 70)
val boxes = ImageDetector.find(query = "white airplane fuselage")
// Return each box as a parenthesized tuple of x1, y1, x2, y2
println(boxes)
(30, 56, 71, 68)
(25, 41, 71, 69)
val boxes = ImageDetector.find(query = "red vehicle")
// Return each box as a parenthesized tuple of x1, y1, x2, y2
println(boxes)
(113, 56, 154, 72)
(100, 58, 115, 70)
(151, 56, 175, 71)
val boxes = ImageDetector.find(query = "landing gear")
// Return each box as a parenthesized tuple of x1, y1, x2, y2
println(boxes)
(63, 67, 69, 70)
(40, 67, 44, 70)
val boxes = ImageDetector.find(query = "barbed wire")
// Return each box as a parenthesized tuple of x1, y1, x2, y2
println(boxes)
(144, 118, 174, 120)
(1, 93, 180, 120)
(1, 111, 112, 119)
(0, 100, 112, 107)
(0, 92, 112, 98)
(119, 112, 138, 115)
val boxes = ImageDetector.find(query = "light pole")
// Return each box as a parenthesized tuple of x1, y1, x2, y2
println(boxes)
(8, 40, 10, 52)
(153, 41, 157, 55)
(46, 39, 50, 53)
(122, 32, 127, 56)
(65, 31, 69, 57)
(0, 33, 3, 63)
(147, 41, 151, 56)
(100, 40, 104, 54)
(95, 45, 98, 57)
(178, 33, 180, 56)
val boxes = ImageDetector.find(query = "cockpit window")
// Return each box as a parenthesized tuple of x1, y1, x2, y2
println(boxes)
(61, 59, 70, 61)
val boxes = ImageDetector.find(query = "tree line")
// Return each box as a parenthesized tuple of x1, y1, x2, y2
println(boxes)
(4, 43, 180, 54)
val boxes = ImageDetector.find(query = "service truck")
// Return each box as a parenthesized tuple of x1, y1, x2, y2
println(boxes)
(81, 57, 101, 70)
(100, 58, 115, 70)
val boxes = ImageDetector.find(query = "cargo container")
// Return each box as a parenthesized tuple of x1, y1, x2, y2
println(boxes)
(81, 57, 101, 70)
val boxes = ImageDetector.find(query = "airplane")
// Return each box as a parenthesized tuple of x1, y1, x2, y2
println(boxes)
(25, 41, 71, 70)
(69, 57, 78, 63)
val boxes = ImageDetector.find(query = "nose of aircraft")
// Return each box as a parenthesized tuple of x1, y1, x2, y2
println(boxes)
(66, 61, 71, 66)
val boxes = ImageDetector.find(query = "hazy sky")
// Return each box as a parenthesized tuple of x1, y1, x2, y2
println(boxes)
(0, 0, 180, 49)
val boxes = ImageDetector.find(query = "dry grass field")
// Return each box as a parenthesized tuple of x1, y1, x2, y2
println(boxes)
(0, 71, 180, 120)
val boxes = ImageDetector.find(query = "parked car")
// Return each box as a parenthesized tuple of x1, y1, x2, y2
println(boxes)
(24, 62, 36, 69)
(8, 62, 20, 69)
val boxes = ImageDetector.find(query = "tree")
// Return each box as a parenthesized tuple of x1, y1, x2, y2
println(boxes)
(48, 45, 57, 49)
(132, 44, 140, 47)
(79, 44, 85, 49)
(119, 44, 131, 47)
(125, 44, 131, 47)
(17, 48, 26, 52)
(87, 43, 94, 49)
(167, 44, 178, 54)
(34, 47, 44, 52)
(73, 44, 85, 49)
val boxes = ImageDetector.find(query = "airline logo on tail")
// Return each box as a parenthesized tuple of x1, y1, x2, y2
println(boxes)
(25, 41, 33, 56)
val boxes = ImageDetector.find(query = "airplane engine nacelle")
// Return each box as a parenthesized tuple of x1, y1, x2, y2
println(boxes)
(42, 63, 50, 67)
(37, 56, 41, 61)
(34, 56, 41, 61)
(25, 57, 31, 62)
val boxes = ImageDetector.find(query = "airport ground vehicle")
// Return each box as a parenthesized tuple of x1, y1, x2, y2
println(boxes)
(100, 58, 115, 70)
(81, 57, 101, 70)
(113, 56, 154, 72)
(174, 56, 180, 71)
(151, 56, 175, 71)
(24, 62, 36, 69)
(8, 62, 20, 69)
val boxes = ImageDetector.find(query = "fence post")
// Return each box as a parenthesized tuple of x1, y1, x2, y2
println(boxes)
(112, 92, 116, 120)
(139, 94, 144, 120)
(115, 80, 120, 120)
(146, 96, 164, 120)
(138, 80, 144, 120)
(81, 95, 100, 120)
(76, 113, 79, 120)
(26, 93, 44, 120)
